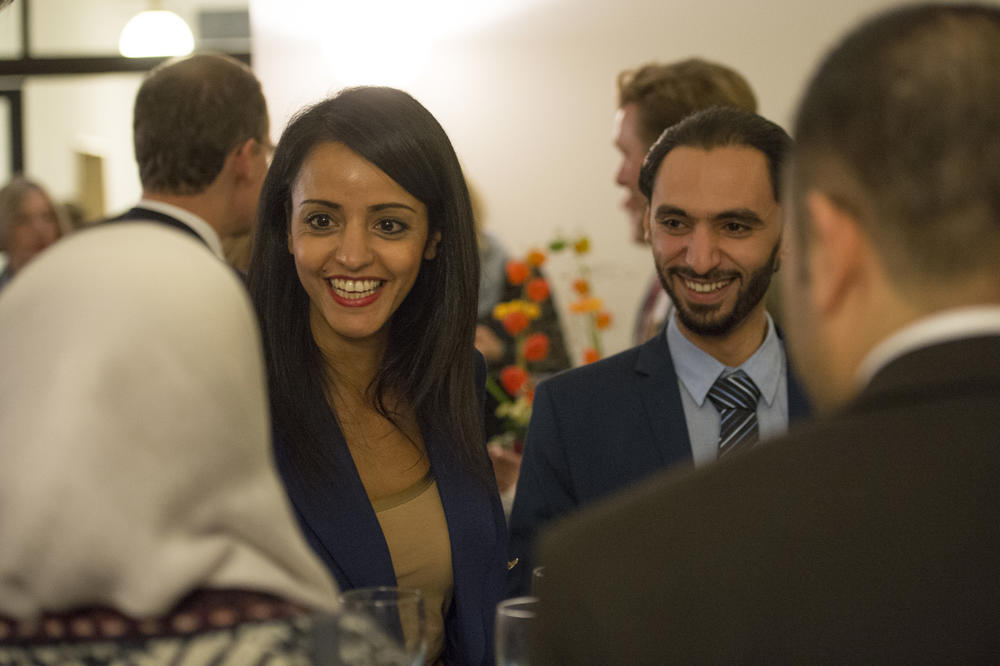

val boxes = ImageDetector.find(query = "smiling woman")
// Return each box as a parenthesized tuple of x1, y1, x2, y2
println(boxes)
(288, 141, 440, 348)
(248, 87, 506, 665)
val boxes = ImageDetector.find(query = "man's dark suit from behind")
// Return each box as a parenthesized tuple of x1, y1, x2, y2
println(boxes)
(535, 5, 1000, 662)
(536, 334, 1000, 662)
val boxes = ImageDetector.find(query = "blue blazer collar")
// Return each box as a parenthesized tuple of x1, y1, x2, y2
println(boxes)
(634, 334, 696, 468)
(277, 418, 504, 664)
(632, 330, 812, 459)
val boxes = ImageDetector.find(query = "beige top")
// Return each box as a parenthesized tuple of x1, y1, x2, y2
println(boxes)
(374, 472, 454, 665)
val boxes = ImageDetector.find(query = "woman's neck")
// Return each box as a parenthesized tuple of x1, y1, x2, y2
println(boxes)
(309, 312, 388, 401)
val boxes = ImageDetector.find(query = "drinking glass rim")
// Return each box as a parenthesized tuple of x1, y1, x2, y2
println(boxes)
(496, 595, 539, 618)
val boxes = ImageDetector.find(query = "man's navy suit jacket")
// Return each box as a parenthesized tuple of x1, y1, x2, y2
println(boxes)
(507, 329, 810, 596)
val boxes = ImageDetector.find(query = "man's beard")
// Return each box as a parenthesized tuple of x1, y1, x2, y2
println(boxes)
(658, 241, 780, 338)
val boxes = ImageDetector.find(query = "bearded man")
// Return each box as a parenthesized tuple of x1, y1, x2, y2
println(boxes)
(505, 107, 810, 596)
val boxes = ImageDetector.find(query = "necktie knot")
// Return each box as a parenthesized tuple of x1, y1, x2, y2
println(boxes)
(707, 370, 761, 412)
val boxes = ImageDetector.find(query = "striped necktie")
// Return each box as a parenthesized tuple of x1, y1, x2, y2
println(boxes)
(707, 370, 761, 457)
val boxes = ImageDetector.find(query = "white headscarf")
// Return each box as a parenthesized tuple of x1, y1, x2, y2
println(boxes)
(0, 224, 339, 619)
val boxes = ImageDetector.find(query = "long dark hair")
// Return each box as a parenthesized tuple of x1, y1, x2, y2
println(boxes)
(248, 87, 487, 483)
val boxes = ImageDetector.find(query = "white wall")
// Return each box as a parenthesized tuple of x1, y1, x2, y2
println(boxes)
(253, 0, 993, 360)
(22, 74, 143, 215)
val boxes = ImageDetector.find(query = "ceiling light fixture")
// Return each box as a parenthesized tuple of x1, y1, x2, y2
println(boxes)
(119, 3, 194, 58)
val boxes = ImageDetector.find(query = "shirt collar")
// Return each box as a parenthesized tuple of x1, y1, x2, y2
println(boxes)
(856, 305, 1000, 388)
(137, 199, 225, 261)
(667, 312, 784, 407)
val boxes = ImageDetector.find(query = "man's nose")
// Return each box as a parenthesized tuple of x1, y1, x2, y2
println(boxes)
(684, 225, 720, 275)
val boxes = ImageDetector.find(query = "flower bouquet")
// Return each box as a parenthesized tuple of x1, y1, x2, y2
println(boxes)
(486, 236, 613, 451)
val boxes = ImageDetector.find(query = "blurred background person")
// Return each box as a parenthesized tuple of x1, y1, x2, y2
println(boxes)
(248, 86, 506, 665)
(0, 223, 338, 660)
(614, 59, 758, 345)
(0, 176, 61, 294)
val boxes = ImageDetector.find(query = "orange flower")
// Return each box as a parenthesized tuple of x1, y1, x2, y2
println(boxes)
(582, 347, 600, 364)
(572, 278, 590, 296)
(506, 259, 530, 286)
(526, 248, 546, 267)
(569, 297, 603, 314)
(573, 237, 591, 254)
(500, 365, 529, 396)
(525, 277, 550, 303)
(502, 311, 530, 336)
(523, 332, 551, 362)
(596, 311, 613, 329)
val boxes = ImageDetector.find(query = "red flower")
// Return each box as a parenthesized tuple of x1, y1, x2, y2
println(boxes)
(502, 311, 530, 336)
(506, 260, 530, 286)
(523, 332, 551, 362)
(582, 347, 600, 364)
(596, 311, 613, 329)
(572, 278, 590, 296)
(500, 365, 529, 396)
(525, 277, 550, 303)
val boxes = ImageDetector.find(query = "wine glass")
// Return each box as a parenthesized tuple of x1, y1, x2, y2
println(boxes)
(495, 595, 539, 666)
(327, 586, 426, 666)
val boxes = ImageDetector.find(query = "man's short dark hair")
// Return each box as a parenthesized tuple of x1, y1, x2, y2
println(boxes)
(617, 59, 758, 147)
(791, 4, 1000, 288)
(133, 53, 268, 195)
(638, 107, 791, 203)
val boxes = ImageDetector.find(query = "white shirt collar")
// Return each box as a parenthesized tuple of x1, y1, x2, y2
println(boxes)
(137, 199, 225, 261)
(856, 305, 1000, 387)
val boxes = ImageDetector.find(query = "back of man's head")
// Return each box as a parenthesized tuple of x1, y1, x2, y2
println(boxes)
(134, 53, 268, 196)
(617, 59, 758, 146)
(792, 4, 1000, 297)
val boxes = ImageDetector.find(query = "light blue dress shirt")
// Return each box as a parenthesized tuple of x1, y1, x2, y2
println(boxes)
(666, 312, 789, 467)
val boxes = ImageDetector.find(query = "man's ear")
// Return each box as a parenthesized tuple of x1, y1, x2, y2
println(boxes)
(642, 202, 651, 242)
(230, 138, 259, 181)
(805, 190, 865, 316)
(424, 230, 442, 260)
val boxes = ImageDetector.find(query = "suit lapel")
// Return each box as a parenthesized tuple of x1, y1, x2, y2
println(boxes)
(424, 425, 501, 664)
(276, 420, 396, 590)
(787, 366, 811, 421)
(774, 325, 812, 422)
(634, 335, 694, 467)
